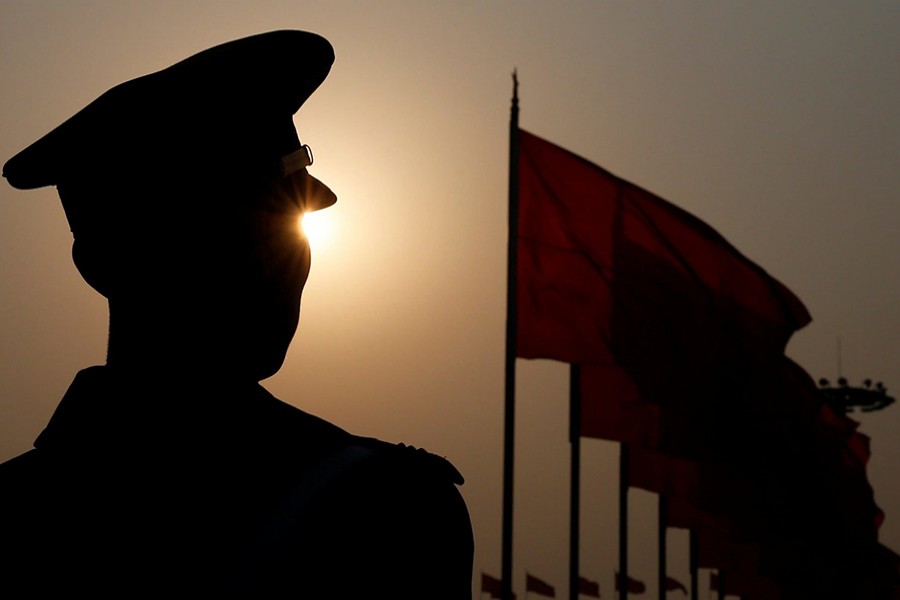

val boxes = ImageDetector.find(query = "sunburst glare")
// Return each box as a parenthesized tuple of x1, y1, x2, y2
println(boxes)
(299, 211, 333, 250)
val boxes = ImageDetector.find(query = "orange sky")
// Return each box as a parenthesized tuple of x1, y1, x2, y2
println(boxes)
(2, 2, 898, 597)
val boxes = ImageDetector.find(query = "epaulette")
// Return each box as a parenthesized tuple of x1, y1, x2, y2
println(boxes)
(387, 442, 465, 486)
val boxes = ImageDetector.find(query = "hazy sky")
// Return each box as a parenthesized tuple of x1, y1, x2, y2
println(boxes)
(2, 2, 898, 597)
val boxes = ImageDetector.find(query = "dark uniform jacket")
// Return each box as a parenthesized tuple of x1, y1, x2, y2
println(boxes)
(0, 367, 473, 597)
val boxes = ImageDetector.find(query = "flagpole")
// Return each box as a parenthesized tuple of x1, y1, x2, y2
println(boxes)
(689, 530, 698, 600)
(658, 494, 667, 600)
(569, 364, 581, 600)
(619, 443, 629, 600)
(502, 70, 520, 600)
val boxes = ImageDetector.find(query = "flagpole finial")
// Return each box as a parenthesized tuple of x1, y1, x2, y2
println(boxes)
(510, 69, 519, 127)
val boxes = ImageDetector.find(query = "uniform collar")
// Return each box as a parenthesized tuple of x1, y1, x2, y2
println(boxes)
(34, 366, 264, 454)
(34, 366, 350, 459)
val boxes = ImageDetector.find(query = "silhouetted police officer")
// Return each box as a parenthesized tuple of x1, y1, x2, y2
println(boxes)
(0, 31, 473, 597)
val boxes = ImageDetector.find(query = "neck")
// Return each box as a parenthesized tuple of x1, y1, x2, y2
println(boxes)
(105, 299, 262, 387)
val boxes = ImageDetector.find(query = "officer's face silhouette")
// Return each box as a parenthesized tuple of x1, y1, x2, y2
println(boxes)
(228, 151, 335, 380)
(229, 172, 315, 379)
(61, 164, 327, 381)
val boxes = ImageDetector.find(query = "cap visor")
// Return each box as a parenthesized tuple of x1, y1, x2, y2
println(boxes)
(298, 172, 337, 211)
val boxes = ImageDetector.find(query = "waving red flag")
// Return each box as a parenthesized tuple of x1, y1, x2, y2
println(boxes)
(709, 572, 720, 592)
(578, 576, 601, 598)
(482, 572, 504, 599)
(526, 573, 556, 598)
(516, 129, 809, 375)
(614, 571, 646, 594)
(665, 576, 688, 594)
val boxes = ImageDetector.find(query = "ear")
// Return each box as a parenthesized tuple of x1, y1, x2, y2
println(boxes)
(72, 237, 114, 298)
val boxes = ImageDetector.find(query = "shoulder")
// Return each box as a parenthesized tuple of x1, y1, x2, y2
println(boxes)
(0, 448, 44, 477)
(0, 448, 58, 506)
(354, 438, 465, 486)
(0, 449, 70, 589)
(308, 439, 474, 598)
(246, 436, 474, 598)
(337, 439, 470, 535)
(0, 450, 47, 513)
(326, 438, 470, 533)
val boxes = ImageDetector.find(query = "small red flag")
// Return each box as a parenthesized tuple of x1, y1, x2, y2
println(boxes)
(482, 572, 503, 599)
(665, 576, 688, 594)
(526, 573, 556, 598)
(614, 571, 646, 594)
(578, 575, 601, 598)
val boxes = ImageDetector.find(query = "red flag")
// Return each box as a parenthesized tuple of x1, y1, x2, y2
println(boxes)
(709, 572, 724, 593)
(516, 129, 810, 375)
(516, 130, 895, 599)
(584, 357, 891, 599)
(614, 572, 646, 594)
(578, 364, 660, 446)
(578, 576, 601, 598)
(526, 573, 555, 597)
(665, 576, 688, 594)
(482, 572, 504, 599)
(626, 444, 699, 500)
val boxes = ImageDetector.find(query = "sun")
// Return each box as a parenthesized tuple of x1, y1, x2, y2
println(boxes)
(299, 211, 333, 250)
